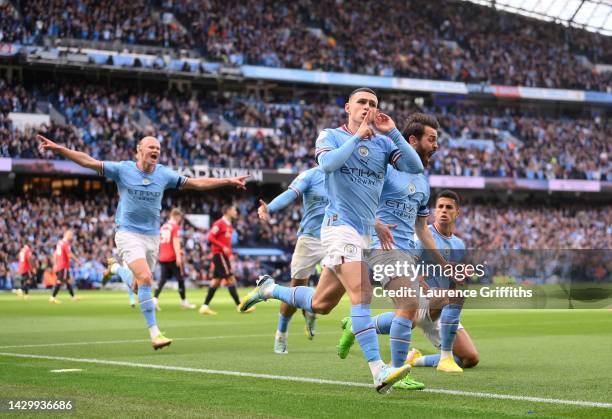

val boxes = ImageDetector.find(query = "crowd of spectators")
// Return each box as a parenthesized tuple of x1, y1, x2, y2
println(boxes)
(433, 110, 611, 180)
(1, 190, 610, 291)
(169, 0, 612, 90)
(0, 192, 301, 290)
(2, 0, 611, 90)
(0, 195, 115, 289)
(0, 2, 25, 44)
(1, 80, 610, 181)
(5, 0, 189, 47)
(458, 203, 612, 250)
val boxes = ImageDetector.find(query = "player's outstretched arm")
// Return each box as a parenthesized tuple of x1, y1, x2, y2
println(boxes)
(267, 188, 300, 213)
(317, 110, 374, 172)
(373, 113, 424, 174)
(182, 176, 249, 191)
(37, 134, 102, 172)
(259, 177, 303, 222)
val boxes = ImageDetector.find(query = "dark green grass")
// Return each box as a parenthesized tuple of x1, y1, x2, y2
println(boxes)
(1, 291, 611, 418)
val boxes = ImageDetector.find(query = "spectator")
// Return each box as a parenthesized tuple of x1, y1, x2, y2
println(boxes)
(1, 80, 609, 180)
(5, 0, 611, 90)
(1, 193, 610, 290)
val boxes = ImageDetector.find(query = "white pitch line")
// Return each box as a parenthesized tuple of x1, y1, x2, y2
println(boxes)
(50, 369, 83, 373)
(0, 332, 336, 349)
(0, 331, 339, 349)
(0, 339, 149, 349)
(1, 352, 611, 409)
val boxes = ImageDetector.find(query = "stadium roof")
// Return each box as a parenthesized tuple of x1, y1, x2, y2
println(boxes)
(464, 0, 612, 36)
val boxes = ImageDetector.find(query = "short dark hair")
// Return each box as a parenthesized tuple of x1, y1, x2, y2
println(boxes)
(435, 190, 460, 208)
(402, 113, 439, 140)
(348, 87, 377, 101)
(222, 204, 236, 214)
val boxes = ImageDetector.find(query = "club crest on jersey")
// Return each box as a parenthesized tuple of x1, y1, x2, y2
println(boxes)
(358, 146, 369, 157)
(142, 178, 151, 186)
(408, 183, 416, 194)
(344, 244, 357, 255)
(444, 247, 451, 256)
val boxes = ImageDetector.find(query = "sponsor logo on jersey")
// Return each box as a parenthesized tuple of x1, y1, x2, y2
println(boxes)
(340, 167, 384, 179)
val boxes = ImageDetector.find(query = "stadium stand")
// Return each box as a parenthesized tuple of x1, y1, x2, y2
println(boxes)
(2, 0, 610, 90)
(1, 80, 610, 180)
(0, 1, 609, 294)
(0, 193, 297, 288)
(1, 192, 610, 289)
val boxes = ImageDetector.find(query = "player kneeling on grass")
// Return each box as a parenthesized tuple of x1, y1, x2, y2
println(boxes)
(338, 190, 479, 373)
(38, 134, 248, 350)
(404, 292, 479, 371)
(408, 191, 479, 371)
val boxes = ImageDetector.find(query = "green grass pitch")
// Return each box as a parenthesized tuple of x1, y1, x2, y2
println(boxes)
(1, 290, 611, 418)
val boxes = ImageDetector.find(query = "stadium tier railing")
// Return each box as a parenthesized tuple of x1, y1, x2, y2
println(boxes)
(1, 157, 610, 194)
(2, 43, 611, 105)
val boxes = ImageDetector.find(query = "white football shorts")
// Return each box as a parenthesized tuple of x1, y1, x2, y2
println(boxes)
(320, 225, 371, 267)
(291, 235, 327, 279)
(115, 230, 160, 273)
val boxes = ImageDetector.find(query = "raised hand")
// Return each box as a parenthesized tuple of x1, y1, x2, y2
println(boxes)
(37, 134, 62, 155)
(373, 112, 396, 134)
(356, 109, 375, 140)
(257, 199, 270, 222)
(375, 219, 397, 251)
(228, 175, 250, 190)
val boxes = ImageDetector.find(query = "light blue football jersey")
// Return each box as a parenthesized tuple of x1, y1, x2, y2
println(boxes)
(371, 166, 430, 251)
(315, 125, 402, 236)
(102, 161, 187, 236)
(288, 167, 328, 238)
(417, 224, 466, 289)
